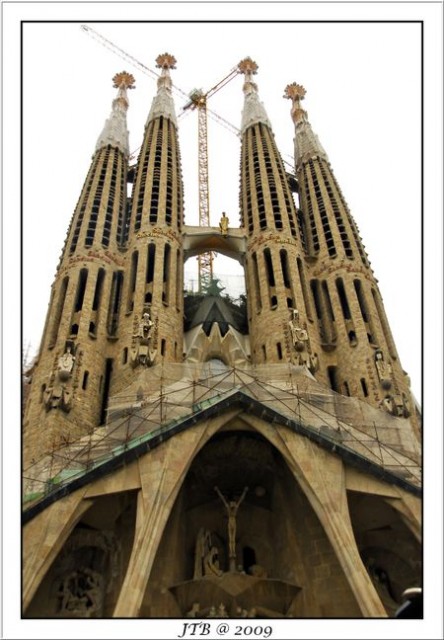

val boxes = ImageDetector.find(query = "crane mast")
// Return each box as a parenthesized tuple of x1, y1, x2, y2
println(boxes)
(184, 67, 239, 291)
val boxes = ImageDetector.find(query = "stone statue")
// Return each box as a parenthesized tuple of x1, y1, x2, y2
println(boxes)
(131, 310, 158, 368)
(214, 486, 248, 566)
(203, 546, 223, 577)
(186, 602, 200, 618)
(375, 350, 392, 389)
(57, 344, 75, 381)
(219, 212, 229, 236)
(194, 528, 212, 579)
(288, 309, 309, 351)
(138, 312, 154, 341)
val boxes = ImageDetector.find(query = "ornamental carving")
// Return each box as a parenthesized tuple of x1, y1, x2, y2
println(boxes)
(112, 71, 135, 90)
(287, 309, 318, 373)
(44, 341, 77, 412)
(130, 309, 159, 368)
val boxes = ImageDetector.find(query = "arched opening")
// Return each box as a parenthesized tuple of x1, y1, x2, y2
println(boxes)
(140, 428, 361, 618)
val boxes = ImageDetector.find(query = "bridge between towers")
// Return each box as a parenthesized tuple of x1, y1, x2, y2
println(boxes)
(182, 226, 247, 265)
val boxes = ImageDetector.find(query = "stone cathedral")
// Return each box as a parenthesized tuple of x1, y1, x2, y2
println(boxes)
(22, 54, 421, 619)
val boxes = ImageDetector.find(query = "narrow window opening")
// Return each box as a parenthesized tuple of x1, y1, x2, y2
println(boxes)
(99, 359, 113, 425)
(48, 276, 69, 348)
(327, 366, 339, 393)
(162, 243, 171, 304)
(361, 377, 369, 397)
(263, 248, 275, 287)
(277, 342, 283, 360)
(82, 371, 89, 390)
(252, 253, 262, 312)
(161, 339, 166, 356)
(107, 270, 124, 336)
(127, 251, 138, 313)
(74, 269, 88, 312)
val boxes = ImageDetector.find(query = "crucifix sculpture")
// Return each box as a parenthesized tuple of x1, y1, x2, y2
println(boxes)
(214, 486, 248, 572)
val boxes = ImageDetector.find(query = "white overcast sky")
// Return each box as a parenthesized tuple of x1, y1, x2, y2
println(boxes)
(21, 18, 425, 397)
(2, 4, 444, 639)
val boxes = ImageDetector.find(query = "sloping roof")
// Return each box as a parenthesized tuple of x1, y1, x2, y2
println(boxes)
(23, 387, 421, 524)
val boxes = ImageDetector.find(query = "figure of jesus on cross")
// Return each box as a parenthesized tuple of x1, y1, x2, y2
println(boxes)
(214, 486, 248, 571)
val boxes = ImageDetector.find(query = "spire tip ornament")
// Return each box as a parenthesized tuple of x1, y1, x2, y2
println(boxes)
(284, 82, 306, 101)
(155, 53, 177, 70)
(238, 57, 258, 76)
(112, 71, 136, 90)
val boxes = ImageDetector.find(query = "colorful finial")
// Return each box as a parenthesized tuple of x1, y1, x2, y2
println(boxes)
(284, 82, 306, 101)
(155, 53, 177, 70)
(112, 71, 136, 90)
(238, 57, 272, 133)
(146, 54, 177, 126)
(238, 57, 258, 76)
(284, 82, 308, 124)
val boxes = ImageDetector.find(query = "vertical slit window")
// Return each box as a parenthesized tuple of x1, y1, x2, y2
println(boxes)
(99, 359, 113, 425)
(74, 269, 88, 312)
(372, 288, 397, 359)
(336, 278, 351, 319)
(277, 342, 283, 360)
(162, 243, 171, 305)
(82, 371, 89, 390)
(145, 243, 156, 305)
(297, 258, 312, 321)
(280, 249, 291, 288)
(327, 366, 339, 392)
(89, 268, 105, 336)
(107, 270, 123, 336)
(48, 276, 69, 348)
(360, 377, 369, 397)
(264, 248, 277, 308)
(354, 279, 376, 344)
(252, 253, 262, 312)
(127, 251, 138, 312)
(176, 249, 182, 309)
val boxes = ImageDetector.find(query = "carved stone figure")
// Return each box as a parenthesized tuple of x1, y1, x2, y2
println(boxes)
(219, 212, 229, 236)
(194, 527, 212, 579)
(375, 350, 392, 390)
(131, 310, 158, 368)
(57, 344, 75, 381)
(288, 309, 309, 352)
(57, 568, 104, 617)
(138, 312, 154, 341)
(381, 394, 410, 418)
(203, 546, 223, 577)
(44, 383, 72, 413)
(186, 602, 200, 618)
(214, 486, 248, 566)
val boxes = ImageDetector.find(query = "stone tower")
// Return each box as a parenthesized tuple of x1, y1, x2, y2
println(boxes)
(23, 71, 135, 464)
(22, 56, 421, 621)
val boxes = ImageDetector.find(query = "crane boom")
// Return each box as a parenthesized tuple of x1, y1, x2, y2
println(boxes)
(81, 26, 296, 293)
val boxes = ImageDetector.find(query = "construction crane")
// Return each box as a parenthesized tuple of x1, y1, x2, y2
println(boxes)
(81, 26, 298, 291)
(182, 67, 240, 291)
(82, 25, 240, 292)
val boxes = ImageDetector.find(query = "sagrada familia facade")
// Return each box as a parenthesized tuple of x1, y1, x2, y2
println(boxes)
(22, 53, 421, 618)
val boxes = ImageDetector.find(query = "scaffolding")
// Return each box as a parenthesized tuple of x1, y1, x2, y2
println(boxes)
(23, 362, 421, 515)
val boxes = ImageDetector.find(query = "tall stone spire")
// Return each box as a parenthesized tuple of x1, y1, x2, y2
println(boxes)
(284, 82, 328, 167)
(146, 53, 178, 126)
(95, 71, 135, 155)
(239, 57, 272, 133)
